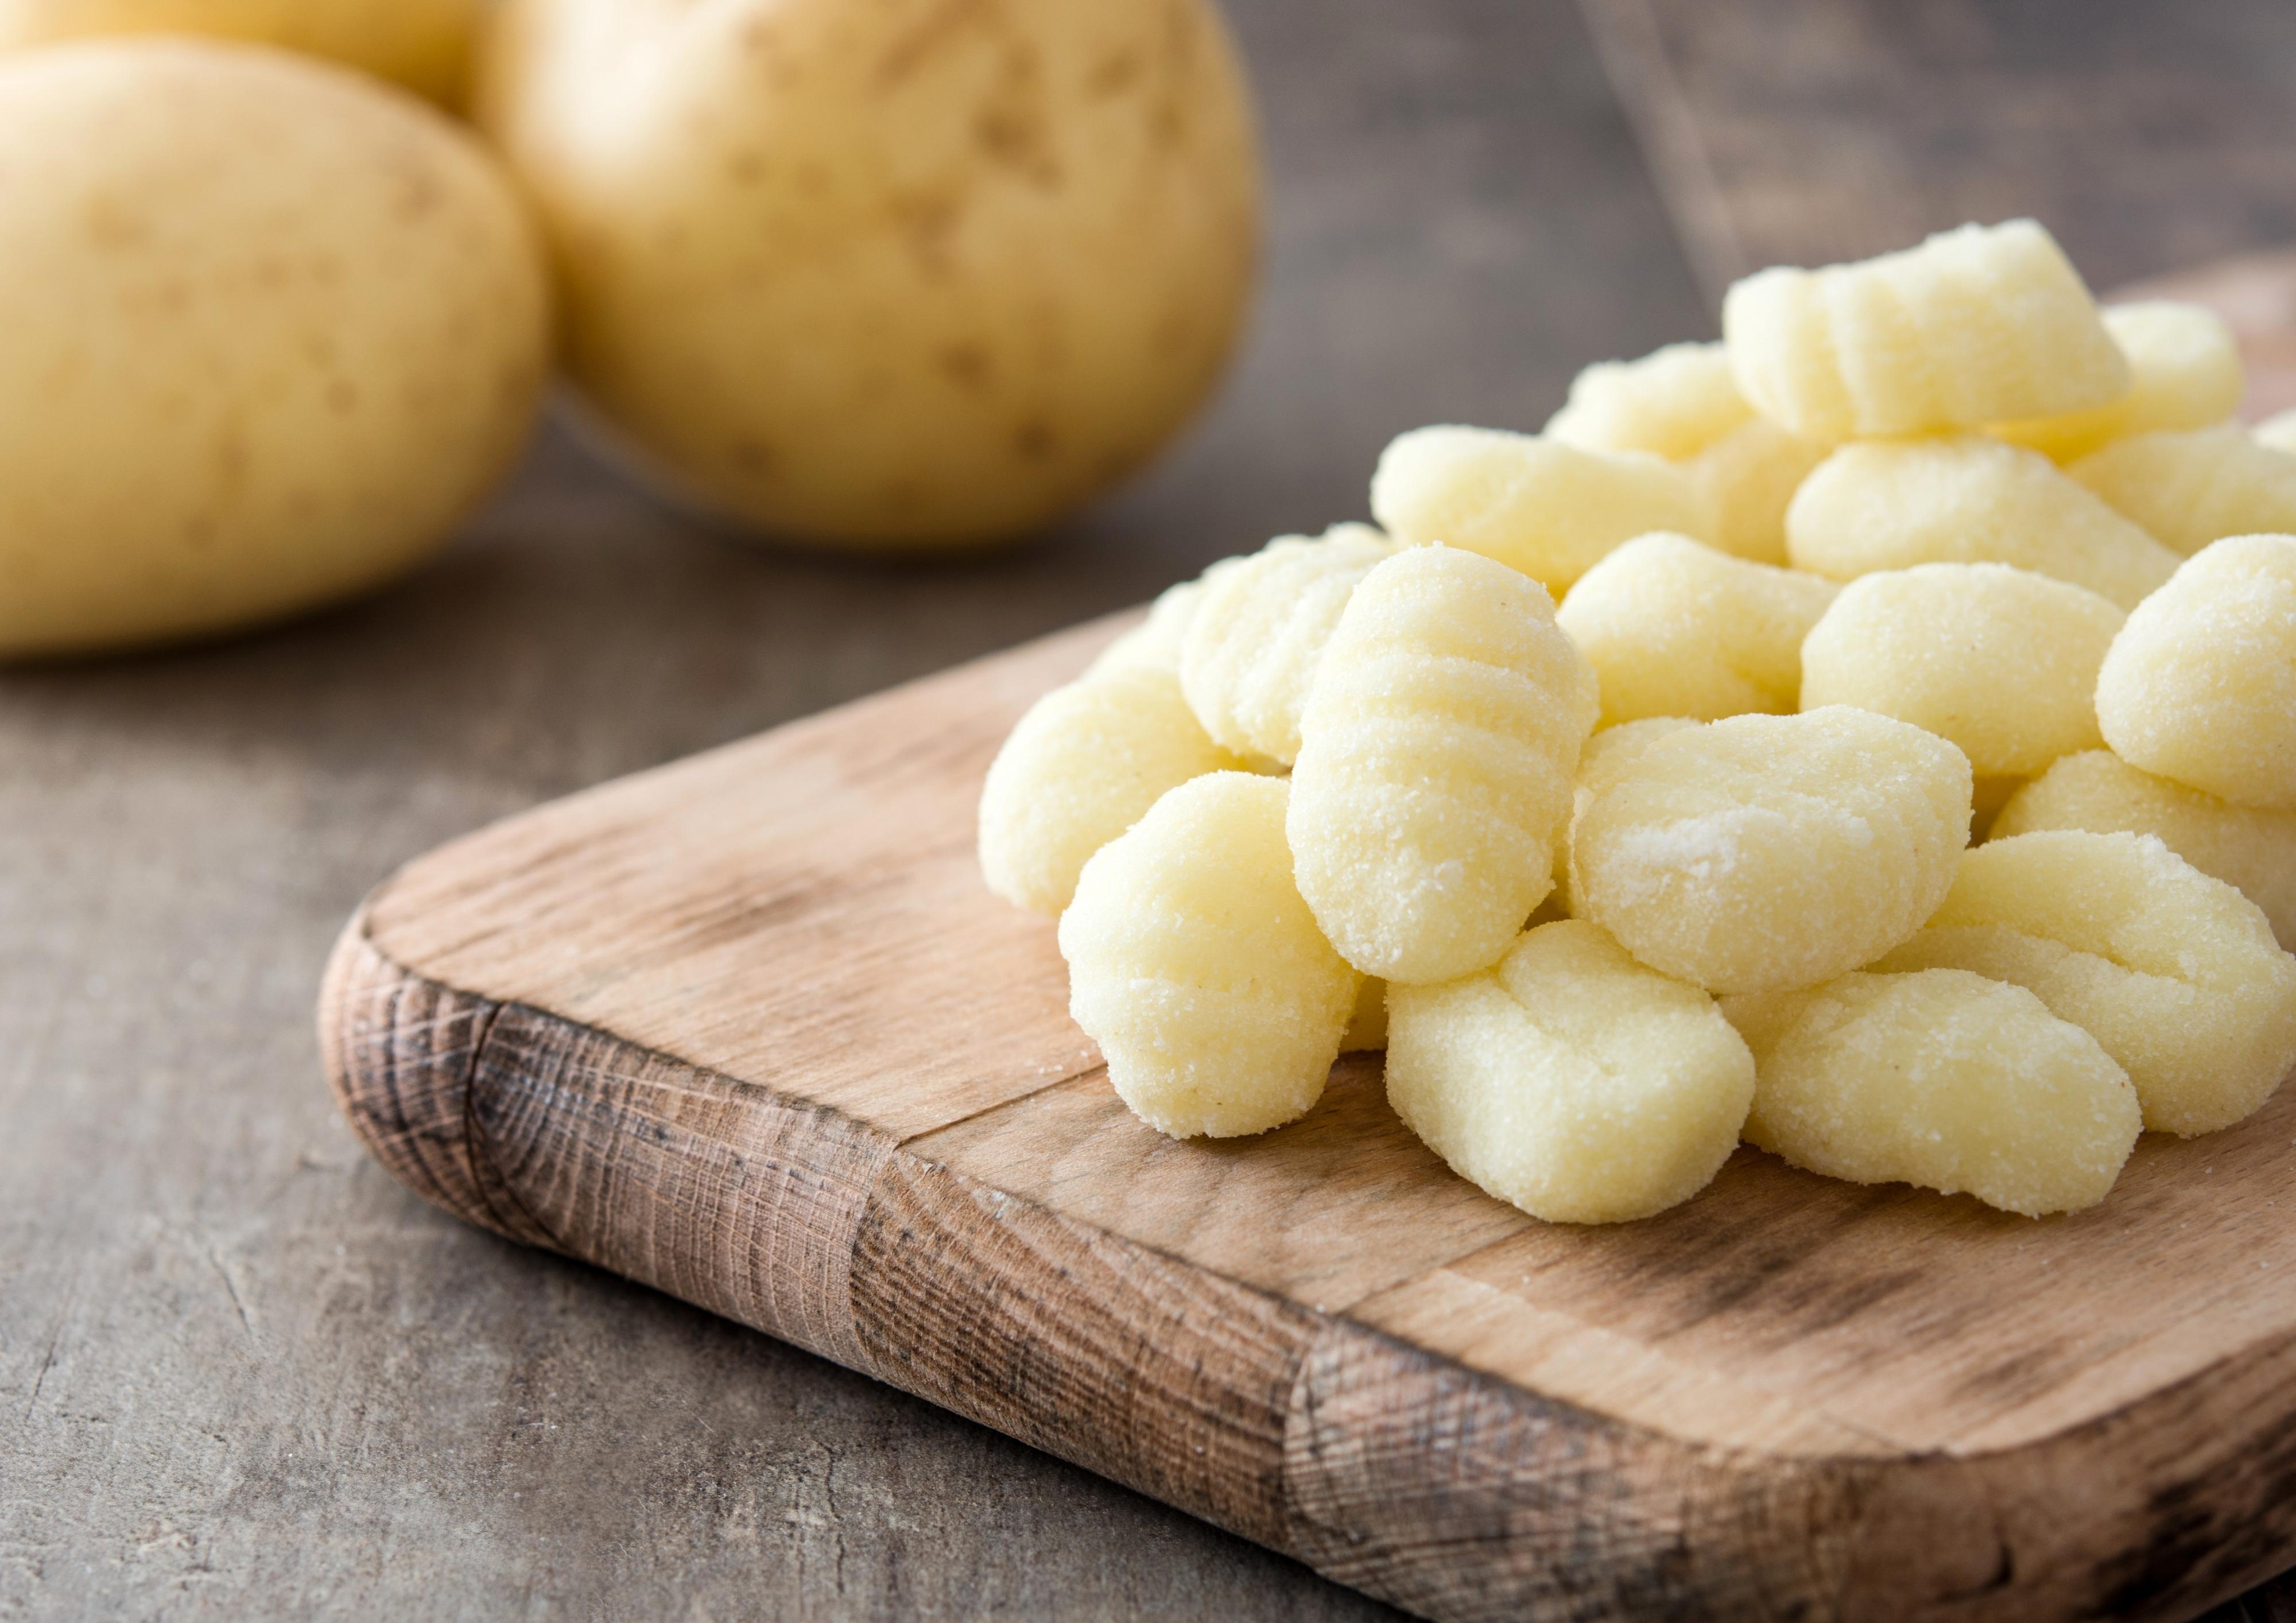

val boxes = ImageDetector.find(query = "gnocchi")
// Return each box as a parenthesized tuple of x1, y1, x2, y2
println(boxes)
(1572, 708, 1972, 995)
(1387, 921, 1754, 1224)
(1289, 545, 1599, 984)
(1872, 831, 2296, 1136)
(1990, 301, 2243, 463)
(1178, 523, 1394, 765)
(1785, 434, 2181, 609)
(1544, 341, 1753, 460)
(1723, 220, 2127, 442)
(1059, 772, 1357, 1138)
(1723, 969, 2139, 1217)
(1368, 425, 1707, 594)
(1553, 716, 1700, 918)
(1798, 562, 2123, 779)
(1684, 418, 1829, 566)
(2069, 425, 2296, 557)
(2093, 534, 2296, 808)
(1556, 533, 1839, 727)
(1993, 751, 2296, 950)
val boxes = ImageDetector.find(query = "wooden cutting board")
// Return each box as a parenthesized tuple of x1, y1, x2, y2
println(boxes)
(320, 263, 2296, 1623)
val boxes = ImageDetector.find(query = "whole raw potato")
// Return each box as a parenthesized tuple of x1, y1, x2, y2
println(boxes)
(0, 40, 550, 657)
(478, 0, 1262, 549)
(0, 0, 483, 103)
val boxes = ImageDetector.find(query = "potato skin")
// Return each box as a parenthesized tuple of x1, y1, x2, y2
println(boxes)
(476, 0, 1262, 550)
(0, 40, 549, 657)
(0, 0, 482, 103)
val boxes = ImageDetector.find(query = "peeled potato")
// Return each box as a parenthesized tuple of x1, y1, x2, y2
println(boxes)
(478, 0, 1261, 550)
(0, 40, 549, 657)
(0, 0, 482, 102)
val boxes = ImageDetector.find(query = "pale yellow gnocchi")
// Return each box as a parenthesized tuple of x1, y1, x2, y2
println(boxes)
(978, 663, 1240, 916)
(1289, 545, 1599, 984)
(2069, 425, 2296, 556)
(1874, 831, 2296, 1136)
(1059, 772, 1357, 1138)
(1993, 751, 2296, 950)
(1798, 563, 2123, 779)
(1368, 425, 1706, 594)
(1990, 301, 2243, 463)
(1723, 969, 2139, 1217)
(1785, 435, 2181, 609)
(1387, 921, 1754, 1224)
(1178, 523, 1394, 765)
(1723, 220, 2128, 442)
(1572, 708, 1972, 995)
(1543, 341, 1753, 461)
(1684, 418, 1829, 566)
(1556, 533, 1838, 727)
(2094, 534, 2296, 808)
(1552, 716, 1701, 918)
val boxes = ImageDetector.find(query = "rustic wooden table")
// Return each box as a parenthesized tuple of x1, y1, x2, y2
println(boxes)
(6, 2, 2296, 1618)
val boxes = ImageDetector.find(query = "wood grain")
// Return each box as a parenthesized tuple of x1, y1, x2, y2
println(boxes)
(324, 612, 2296, 1622)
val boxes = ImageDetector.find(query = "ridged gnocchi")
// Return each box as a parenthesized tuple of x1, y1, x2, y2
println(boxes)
(1990, 301, 2243, 463)
(1723, 969, 2139, 1217)
(1059, 772, 1357, 1138)
(978, 663, 1242, 916)
(1387, 921, 1755, 1224)
(1368, 425, 1707, 594)
(1178, 523, 1394, 765)
(1993, 751, 2296, 950)
(2094, 534, 2296, 808)
(1553, 716, 1701, 919)
(1572, 708, 1972, 995)
(1785, 434, 2180, 609)
(1289, 545, 1599, 984)
(2069, 425, 2296, 557)
(1556, 533, 1838, 727)
(1799, 563, 2123, 779)
(1723, 220, 2128, 443)
(1874, 832, 2296, 1136)
(1544, 341, 1754, 460)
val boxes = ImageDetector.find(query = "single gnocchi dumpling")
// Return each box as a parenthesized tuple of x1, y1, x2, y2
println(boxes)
(1289, 545, 1599, 984)
(1368, 425, 1707, 595)
(1722, 220, 2127, 442)
(1178, 523, 1394, 765)
(1556, 533, 1839, 727)
(1722, 969, 2139, 1217)
(1990, 301, 2244, 463)
(1543, 341, 1754, 461)
(1387, 921, 1755, 1224)
(1785, 435, 2179, 609)
(1684, 418, 1829, 566)
(1060, 772, 1357, 1138)
(2094, 534, 2296, 808)
(1872, 831, 2296, 1136)
(1994, 751, 2296, 950)
(979, 663, 1242, 915)
(1572, 707, 1972, 995)
(1799, 562, 2123, 779)
(2068, 425, 2296, 557)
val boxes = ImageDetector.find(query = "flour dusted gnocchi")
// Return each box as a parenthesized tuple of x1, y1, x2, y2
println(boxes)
(1060, 772, 1357, 1137)
(1994, 751, 2296, 950)
(1723, 969, 2139, 1217)
(1785, 435, 2180, 609)
(2069, 426, 2296, 557)
(1556, 533, 1837, 726)
(1799, 563, 2123, 779)
(2094, 534, 2296, 807)
(1178, 523, 1394, 765)
(1289, 545, 1599, 984)
(1387, 921, 1754, 1223)
(1685, 418, 1829, 566)
(1369, 426, 1706, 593)
(1553, 716, 1701, 918)
(1991, 301, 2243, 463)
(1572, 708, 1971, 995)
(1872, 832, 2296, 1136)
(978, 663, 1241, 915)
(1723, 220, 2127, 442)
(1544, 341, 1753, 460)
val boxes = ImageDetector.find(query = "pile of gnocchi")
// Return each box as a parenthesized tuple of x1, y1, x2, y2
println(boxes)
(979, 219, 2296, 1224)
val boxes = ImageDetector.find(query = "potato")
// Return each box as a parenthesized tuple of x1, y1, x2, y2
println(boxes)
(0, 41, 549, 657)
(478, 0, 1261, 550)
(0, 0, 481, 103)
